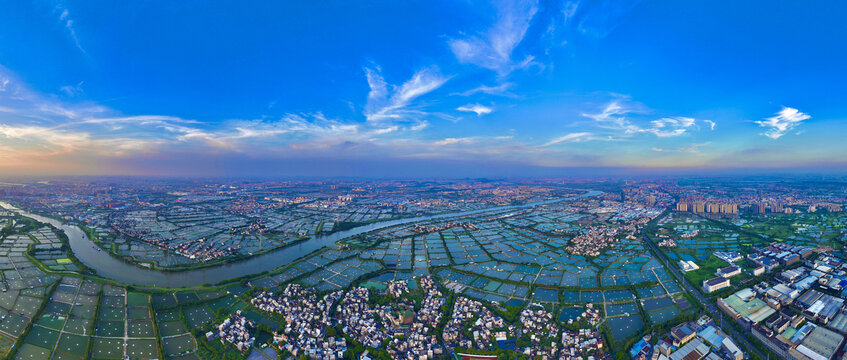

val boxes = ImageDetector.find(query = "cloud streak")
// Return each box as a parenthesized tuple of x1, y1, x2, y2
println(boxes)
(449, 0, 539, 75)
(575, 0, 642, 39)
(457, 104, 493, 116)
(541, 132, 594, 147)
(651, 142, 711, 153)
(364, 66, 450, 124)
(755, 107, 810, 139)
(582, 100, 705, 138)
(646, 117, 696, 138)
(452, 82, 515, 97)
(57, 7, 86, 53)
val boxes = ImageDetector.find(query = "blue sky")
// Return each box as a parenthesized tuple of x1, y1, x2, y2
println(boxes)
(0, 0, 845, 176)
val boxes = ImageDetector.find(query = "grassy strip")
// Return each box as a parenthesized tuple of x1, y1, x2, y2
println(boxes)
(83, 284, 105, 360)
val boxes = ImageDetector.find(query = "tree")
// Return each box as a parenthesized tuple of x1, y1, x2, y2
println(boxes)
(343, 349, 355, 360)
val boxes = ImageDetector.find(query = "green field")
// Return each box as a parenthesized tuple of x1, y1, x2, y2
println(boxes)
(91, 338, 123, 359)
(127, 339, 159, 360)
(55, 333, 89, 357)
(127, 293, 149, 307)
(12, 343, 51, 360)
(158, 321, 187, 337)
(95, 320, 124, 337)
(163, 334, 195, 356)
(63, 317, 93, 335)
(128, 320, 155, 337)
(24, 326, 59, 349)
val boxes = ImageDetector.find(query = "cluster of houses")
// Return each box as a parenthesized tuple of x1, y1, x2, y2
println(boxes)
(564, 204, 658, 257)
(386, 279, 409, 298)
(518, 304, 560, 358)
(257, 276, 451, 359)
(377, 276, 446, 360)
(419, 275, 440, 296)
(559, 328, 605, 360)
(680, 229, 699, 239)
(208, 311, 255, 353)
(442, 297, 513, 350)
(564, 225, 622, 256)
(374, 300, 416, 330)
(254, 284, 345, 357)
(338, 287, 389, 349)
(565, 304, 602, 327)
(658, 238, 677, 247)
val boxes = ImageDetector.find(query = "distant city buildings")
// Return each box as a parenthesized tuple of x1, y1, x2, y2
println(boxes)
(675, 200, 738, 215)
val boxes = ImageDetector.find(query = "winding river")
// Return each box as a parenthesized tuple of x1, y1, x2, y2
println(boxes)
(0, 190, 601, 287)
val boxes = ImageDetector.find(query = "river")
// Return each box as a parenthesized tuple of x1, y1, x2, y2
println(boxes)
(0, 190, 601, 287)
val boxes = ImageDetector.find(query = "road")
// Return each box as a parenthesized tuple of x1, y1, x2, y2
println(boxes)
(642, 236, 764, 359)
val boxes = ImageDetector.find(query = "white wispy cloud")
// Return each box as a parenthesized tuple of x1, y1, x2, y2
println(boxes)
(645, 117, 696, 138)
(370, 126, 398, 136)
(651, 142, 711, 153)
(57, 7, 85, 53)
(576, 0, 642, 39)
(409, 121, 429, 131)
(75, 115, 198, 126)
(449, 0, 539, 75)
(755, 107, 810, 139)
(582, 100, 703, 138)
(453, 82, 515, 97)
(423, 135, 532, 159)
(60, 81, 84, 97)
(433, 137, 477, 146)
(365, 67, 387, 101)
(582, 101, 642, 134)
(562, 2, 580, 23)
(457, 104, 493, 116)
(704, 119, 716, 130)
(541, 132, 594, 147)
(364, 66, 450, 123)
(0, 75, 9, 92)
